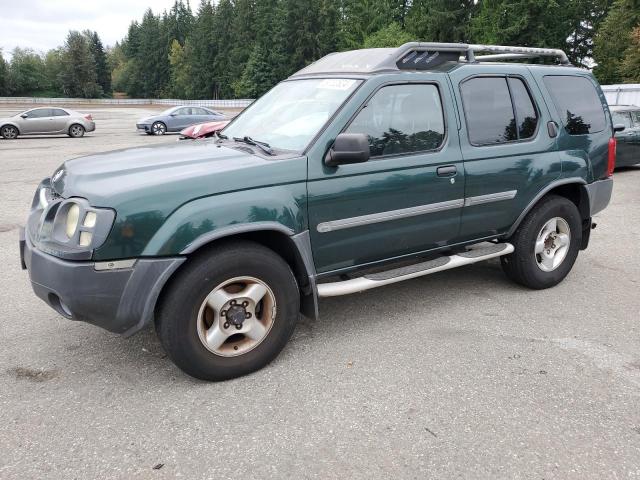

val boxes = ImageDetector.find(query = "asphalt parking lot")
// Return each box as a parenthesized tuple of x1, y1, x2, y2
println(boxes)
(0, 104, 639, 479)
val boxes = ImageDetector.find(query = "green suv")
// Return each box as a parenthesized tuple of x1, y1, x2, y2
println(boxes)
(20, 43, 617, 380)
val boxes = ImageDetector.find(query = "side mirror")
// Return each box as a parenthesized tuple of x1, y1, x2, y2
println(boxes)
(20, 114, 28, 119)
(324, 133, 370, 167)
(613, 123, 626, 133)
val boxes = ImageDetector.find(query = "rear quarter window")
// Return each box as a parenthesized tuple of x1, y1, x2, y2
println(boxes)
(543, 75, 607, 135)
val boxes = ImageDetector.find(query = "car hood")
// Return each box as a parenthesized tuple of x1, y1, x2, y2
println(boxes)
(51, 140, 306, 210)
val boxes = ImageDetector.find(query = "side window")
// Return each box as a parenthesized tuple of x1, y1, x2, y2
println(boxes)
(631, 110, 640, 127)
(543, 75, 606, 135)
(174, 108, 188, 116)
(26, 109, 51, 118)
(461, 77, 516, 145)
(344, 83, 445, 157)
(52, 109, 69, 117)
(508, 77, 538, 139)
(612, 111, 632, 129)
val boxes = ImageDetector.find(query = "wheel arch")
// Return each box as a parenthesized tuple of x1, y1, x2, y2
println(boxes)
(507, 178, 590, 238)
(154, 225, 319, 326)
(1, 123, 20, 135)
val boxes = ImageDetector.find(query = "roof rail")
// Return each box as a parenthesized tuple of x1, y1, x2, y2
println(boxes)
(467, 44, 570, 65)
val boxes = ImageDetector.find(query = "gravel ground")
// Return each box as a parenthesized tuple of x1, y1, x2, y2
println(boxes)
(0, 105, 639, 479)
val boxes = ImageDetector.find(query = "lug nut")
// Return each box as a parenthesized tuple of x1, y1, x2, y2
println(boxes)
(230, 300, 237, 306)
(245, 312, 251, 319)
(236, 324, 242, 330)
(224, 322, 229, 329)
(242, 301, 249, 307)
(221, 310, 226, 317)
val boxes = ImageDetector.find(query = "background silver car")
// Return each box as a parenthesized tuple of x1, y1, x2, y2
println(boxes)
(136, 106, 227, 135)
(0, 107, 95, 139)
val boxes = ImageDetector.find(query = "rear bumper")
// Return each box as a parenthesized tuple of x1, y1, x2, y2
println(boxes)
(21, 227, 185, 336)
(585, 177, 613, 216)
(86, 121, 96, 132)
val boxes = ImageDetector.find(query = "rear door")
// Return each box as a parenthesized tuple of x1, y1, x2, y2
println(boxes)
(613, 111, 635, 166)
(449, 66, 561, 241)
(50, 108, 70, 133)
(307, 77, 465, 274)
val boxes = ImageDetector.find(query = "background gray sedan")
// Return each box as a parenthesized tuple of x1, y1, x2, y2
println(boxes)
(136, 106, 227, 135)
(0, 107, 95, 139)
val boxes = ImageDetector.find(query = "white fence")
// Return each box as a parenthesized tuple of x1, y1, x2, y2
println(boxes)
(0, 97, 254, 109)
(602, 84, 640, 106)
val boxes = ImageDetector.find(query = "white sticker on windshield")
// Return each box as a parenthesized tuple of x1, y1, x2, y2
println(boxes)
(318, 79, 356, 90)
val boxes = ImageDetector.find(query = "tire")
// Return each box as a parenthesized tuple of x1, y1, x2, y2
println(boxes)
(1, 125, 19, 139)
(151, 121, 167, 135)
(501, 194, 582, 289)
(68, 124, 85, 138)
(156, 241, 300, 381)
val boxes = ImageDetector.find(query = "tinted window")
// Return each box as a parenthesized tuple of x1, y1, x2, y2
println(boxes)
(25, 108, 52, 118)
(612, 111, 632, 129)
(461, 77, 516, 144)
(174, 108, 190, 116)
(508, 77, 538, 139)
(543, 76, 606, 135)
(51, 109, 69, 117)
(345, 84, 445, 157)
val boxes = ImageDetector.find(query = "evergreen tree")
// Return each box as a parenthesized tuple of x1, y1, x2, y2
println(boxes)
(85, 31, 111, 95)
(0, 51, 8, 96)
(593, 0, 640, 83)
(620, 26, 640, 81)
(44, 48, 64, 95)
(212, 0, 237, 98)
(565, 0, 612, 68)
(168, 39, 192, 98)
(137, 9, 170, 97)
(60, 31, 102, 98)
(340, 0, 394, 49)
(164, 0, 194, 45)
(406, 0, 477, 42)
(186, 0, 218, 98)
(364, 22, 414, 48)
(471, 0, 570, 48)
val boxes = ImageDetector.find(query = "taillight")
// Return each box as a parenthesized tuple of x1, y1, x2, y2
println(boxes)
(84, 114, 93, 121)
(607, 137, 616, 177)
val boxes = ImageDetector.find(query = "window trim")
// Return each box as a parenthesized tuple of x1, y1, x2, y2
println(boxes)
(542, 74, 607, 136)
(339, 80, 448, 161)
(459, 74, 541, 148)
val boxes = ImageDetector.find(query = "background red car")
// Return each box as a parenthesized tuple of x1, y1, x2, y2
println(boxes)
(180, 120, 230, 139)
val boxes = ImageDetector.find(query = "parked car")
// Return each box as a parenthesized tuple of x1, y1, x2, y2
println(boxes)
(179, 120, 230, 139)
(21, 43, 616, 381)
(0, 107, 94, 139)
(136, 106, 226, 135)
(610, 105, 640, 167)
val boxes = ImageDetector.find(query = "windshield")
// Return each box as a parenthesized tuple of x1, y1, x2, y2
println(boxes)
(223, 78, 362, 152)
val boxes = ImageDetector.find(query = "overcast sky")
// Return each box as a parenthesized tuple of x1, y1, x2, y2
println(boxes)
(0, 0, 179, 60)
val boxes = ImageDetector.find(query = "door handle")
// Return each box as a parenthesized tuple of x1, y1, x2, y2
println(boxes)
(437, 165, 457, 177)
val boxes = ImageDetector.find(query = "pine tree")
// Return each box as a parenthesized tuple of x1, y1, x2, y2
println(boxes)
(60, 31, 102, 98)
(406, 0, 477, 42)
(168, 39, 192, 98)
(85, 31, 111, 95)
(593, 0, 640, 83)
(212, 0, 236, 98)
(620, 25, 640, 81)
(186, 0, 218, 98)
(0, 51, 8, 96)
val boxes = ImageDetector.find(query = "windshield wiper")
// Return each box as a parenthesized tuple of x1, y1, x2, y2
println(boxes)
(215, 131, 228, 140)
(233, 136, 274, 155)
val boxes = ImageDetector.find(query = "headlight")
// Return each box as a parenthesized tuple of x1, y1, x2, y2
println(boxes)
(66, 203, 80, 237)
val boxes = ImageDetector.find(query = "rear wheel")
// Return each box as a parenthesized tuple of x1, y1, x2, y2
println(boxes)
(156, 241, 300, 381)
(1, 125, 18, 139)
(151, 121, 167, 135)
(501, 195, 582, 289)
(68, 124, 85, 138)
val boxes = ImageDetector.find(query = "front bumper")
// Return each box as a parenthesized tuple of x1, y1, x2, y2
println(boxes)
(136, 123, 151, 133)
(21, 228, 185, 336)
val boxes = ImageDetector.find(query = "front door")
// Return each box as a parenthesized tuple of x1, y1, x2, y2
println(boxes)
(307, 79, 465, 274)
(19, 108, 53, 134)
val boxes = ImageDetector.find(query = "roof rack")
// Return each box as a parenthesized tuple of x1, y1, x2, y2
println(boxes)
(291, 42, 571, 77)
(381, 42, 571, 70)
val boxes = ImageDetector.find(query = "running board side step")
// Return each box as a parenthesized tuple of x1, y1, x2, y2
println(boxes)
(317, 242, 514, 297)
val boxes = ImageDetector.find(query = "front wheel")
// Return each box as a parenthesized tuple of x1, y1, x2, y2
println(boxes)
(501, 194, 582, 289)
(68, 124, 85, 138)
(1, 125, 19, 139)
(151, 121, 167, 135)
(156, 241, 300, 381)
